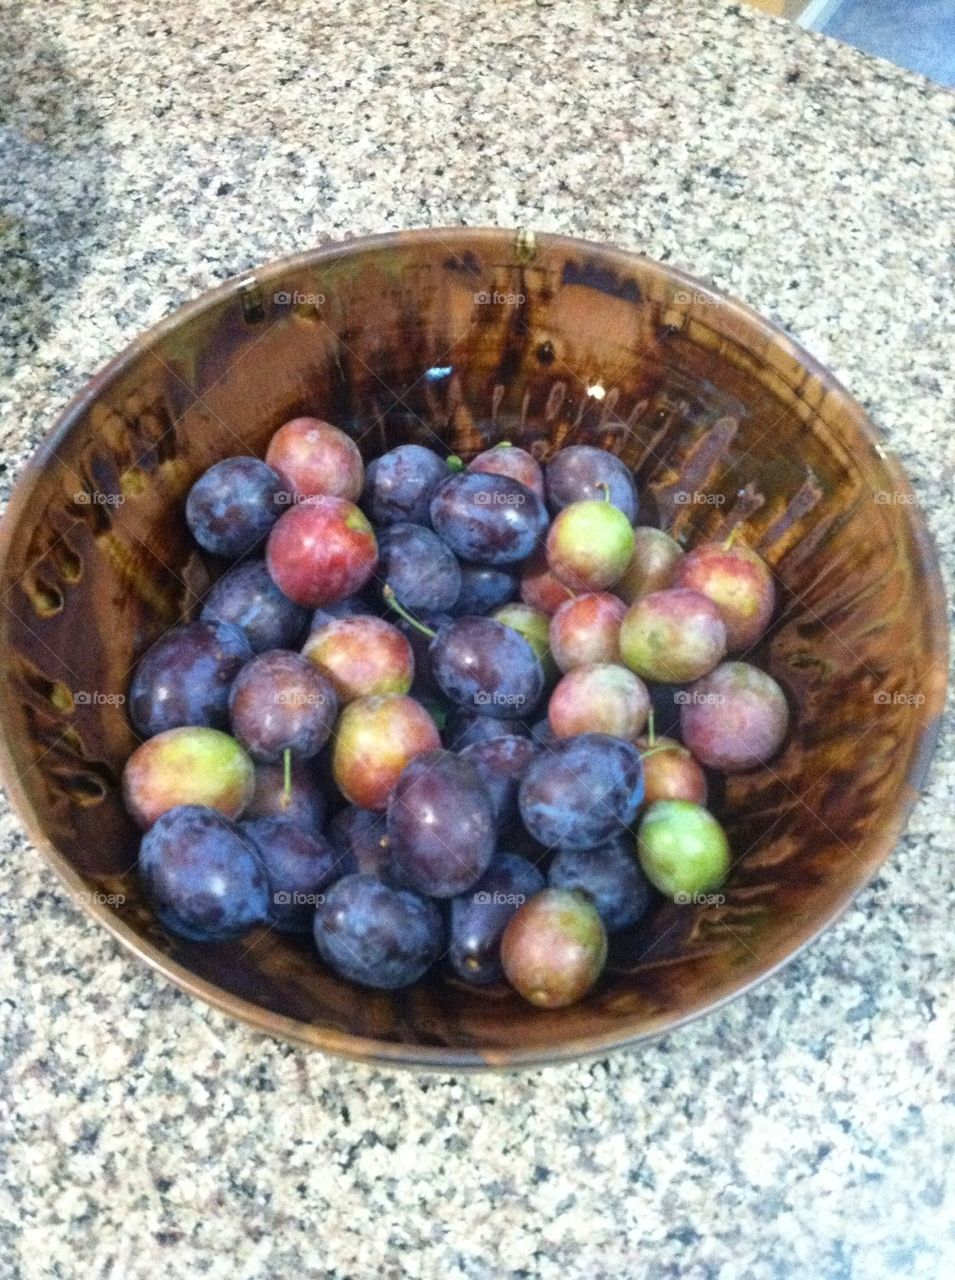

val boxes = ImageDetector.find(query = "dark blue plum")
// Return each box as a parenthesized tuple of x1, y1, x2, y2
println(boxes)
(139, 805, 269, 941)
(247, 759, 326, 832)
(454, 564, 518, 616)
(444, 709, 530, 750)
(460, 735, 538, 828)
(377, 522, 462, 615)
(229, 650, 337, 763)
(387, 751, 495, 897)
(186, 457, 284, 558)
(548, 836, 655, 933)
(429, 472, 549, 566)
(544, 445, 638, 521)
(129, 620, 253, 737)
(362, 444, 449, 526)
(201, 561, 307, 653)
(314, 873, 444, 989)
(241, 816, 341, 932)
(529, 717, 557, 748)
(449, 853, 546, 986)
(329, 805, 391, 878)
(519, 733, 645, 850)
(430, 617, 544, 720)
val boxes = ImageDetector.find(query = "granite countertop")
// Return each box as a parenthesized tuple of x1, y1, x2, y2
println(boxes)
(1, 1, 953, 1276)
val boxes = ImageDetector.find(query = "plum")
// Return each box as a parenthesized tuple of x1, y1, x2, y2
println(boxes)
(303, 616, 414, 702)
(265, 417, 364, 502)
(672, 539, 775, 652)
(266, 496, 377, 607)
(501, 888, 607, 1008)
(548, 663, 650, 741)
(680, 661, 789, 771)
(546, 498, 635, 593)
(637, 800, 730, 899)
(123, 727, 255, 829)
(616, 526, 684, 602)
(619, 588, 726, 683)
(550, 592, 626, 672)
(332, 694, 441, 810)
(139, 805, 269, 941)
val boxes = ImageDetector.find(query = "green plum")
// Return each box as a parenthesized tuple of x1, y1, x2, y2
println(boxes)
(637, 800, 730, 900)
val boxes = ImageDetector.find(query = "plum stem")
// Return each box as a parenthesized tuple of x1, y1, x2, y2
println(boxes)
(446, 454, 465, 472)
(496, 440, 513, 449)
(724, 523, 742, 549)
(382, 585, 436, 638)
(282, 748, 292, 804)
(596, 481, 611, 502)
(647, 709, 656, 747)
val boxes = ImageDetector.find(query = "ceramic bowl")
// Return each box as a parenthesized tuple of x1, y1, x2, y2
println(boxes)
(0, 229, 946, 1067)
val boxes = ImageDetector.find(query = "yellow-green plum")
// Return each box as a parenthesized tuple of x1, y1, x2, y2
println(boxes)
(123, 727, 255, 829)
(546, 498, 635, 593)
(492, 603, 557, 682)
(620, 588, 727, 683)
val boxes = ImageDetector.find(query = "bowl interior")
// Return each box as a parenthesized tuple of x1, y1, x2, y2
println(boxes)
(0, 229, 946, 1067)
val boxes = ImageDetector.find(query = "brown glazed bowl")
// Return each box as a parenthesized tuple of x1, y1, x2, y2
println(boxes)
(0, 228, 947, 1069)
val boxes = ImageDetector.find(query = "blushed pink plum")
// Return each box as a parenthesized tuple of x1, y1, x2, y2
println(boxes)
(680, 661, 790, 772)
(550, 593, 626, 672)
(548, 664, 650, 741)
(265, 417, 364, 502)
(671, 540, 775, 653)
(469, 443, 545, 499)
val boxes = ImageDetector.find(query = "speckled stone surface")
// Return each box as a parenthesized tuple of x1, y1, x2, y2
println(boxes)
(1, 1, 953, 1277)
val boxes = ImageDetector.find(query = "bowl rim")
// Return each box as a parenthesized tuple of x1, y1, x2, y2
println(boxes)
(0, 226, 948, 1070)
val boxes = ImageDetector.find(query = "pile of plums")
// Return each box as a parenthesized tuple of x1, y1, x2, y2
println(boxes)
(123, 415, 789, 1009)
